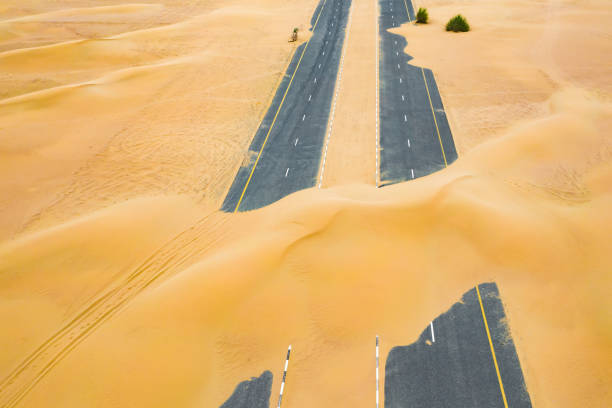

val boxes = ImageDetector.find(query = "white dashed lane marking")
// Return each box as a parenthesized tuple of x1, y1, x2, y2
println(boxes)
(401, 95, 405, 101)
(285, 168, 290, 177)
(404, 114, 407, 122)
(302, 114, 306, 121)
(308, 94, 312, 101)
(295, 138, 299, 146)
(407, 138, 411, 148)
(411, 169, 415, 179)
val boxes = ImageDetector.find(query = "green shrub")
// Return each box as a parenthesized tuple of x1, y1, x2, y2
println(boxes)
(416, 7, 428, 24)
(446, 14, 470, 32)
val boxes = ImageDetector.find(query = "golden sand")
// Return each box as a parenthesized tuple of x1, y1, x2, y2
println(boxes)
(0, 0, 610, 407)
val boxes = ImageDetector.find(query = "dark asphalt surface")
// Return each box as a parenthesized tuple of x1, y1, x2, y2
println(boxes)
(219, 370, 273, 408)
(222, 0, 351, 212)
(379, 0, 457, 185)
(385, 283, 532, 407)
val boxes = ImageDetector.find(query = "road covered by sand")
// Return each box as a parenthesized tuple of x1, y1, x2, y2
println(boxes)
(0, 0, 611, 407)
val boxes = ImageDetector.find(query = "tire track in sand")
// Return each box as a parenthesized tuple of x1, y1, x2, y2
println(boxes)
(0, 211, 230, 408)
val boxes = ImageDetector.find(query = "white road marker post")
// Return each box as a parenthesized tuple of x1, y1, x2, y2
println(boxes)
(277, 345, 291, 408)
(376, 335, 380, 408)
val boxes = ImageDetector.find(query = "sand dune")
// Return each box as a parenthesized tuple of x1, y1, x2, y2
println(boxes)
(1, 88, 610, 406)
(0, 0, 610, 407)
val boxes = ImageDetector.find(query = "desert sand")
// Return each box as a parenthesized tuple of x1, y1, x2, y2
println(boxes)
(1, 0, 611, 407)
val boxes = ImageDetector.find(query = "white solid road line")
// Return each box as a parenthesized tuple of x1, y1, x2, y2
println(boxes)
(285, 168, 290, 177)
(430, 321, 436, 342)
(375, 0, 380, 187)
(277, 345, 292, 408)
(411, 168, 415, 179)
(318, 0, 353, 189)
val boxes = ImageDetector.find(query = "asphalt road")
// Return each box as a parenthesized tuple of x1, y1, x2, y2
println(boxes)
(385, 283, 533, 407)
(222, 0, 352, 212)
(219, 371, 272, 408)
(379, 0, 457, 185)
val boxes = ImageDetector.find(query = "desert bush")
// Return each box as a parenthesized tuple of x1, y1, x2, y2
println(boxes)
(446, 14, 470, 32)
(416, 7, 428, 24)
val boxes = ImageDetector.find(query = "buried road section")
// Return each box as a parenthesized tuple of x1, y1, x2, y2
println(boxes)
(385, 283, 533, 407)
(222, 0, 352, 212)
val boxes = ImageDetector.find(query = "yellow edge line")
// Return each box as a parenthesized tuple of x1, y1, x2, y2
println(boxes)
(421, 67, 448, 167)
(403, 0, 412, 22)
(233, 0, 328, 212)
(476, 285, 510, 408)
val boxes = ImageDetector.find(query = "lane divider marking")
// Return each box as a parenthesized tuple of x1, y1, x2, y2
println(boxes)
(318, 0, 354, 188)
(277, 345, 292, 408)
(476, 285, 509, 408)
(430, 321, 435, 342)
(421, 67, 448, 167)
(232, 0, 329, 212)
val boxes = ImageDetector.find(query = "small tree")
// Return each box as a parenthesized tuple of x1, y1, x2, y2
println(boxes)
(416, 7, 428, 24)
(446, 14, 470, 32)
